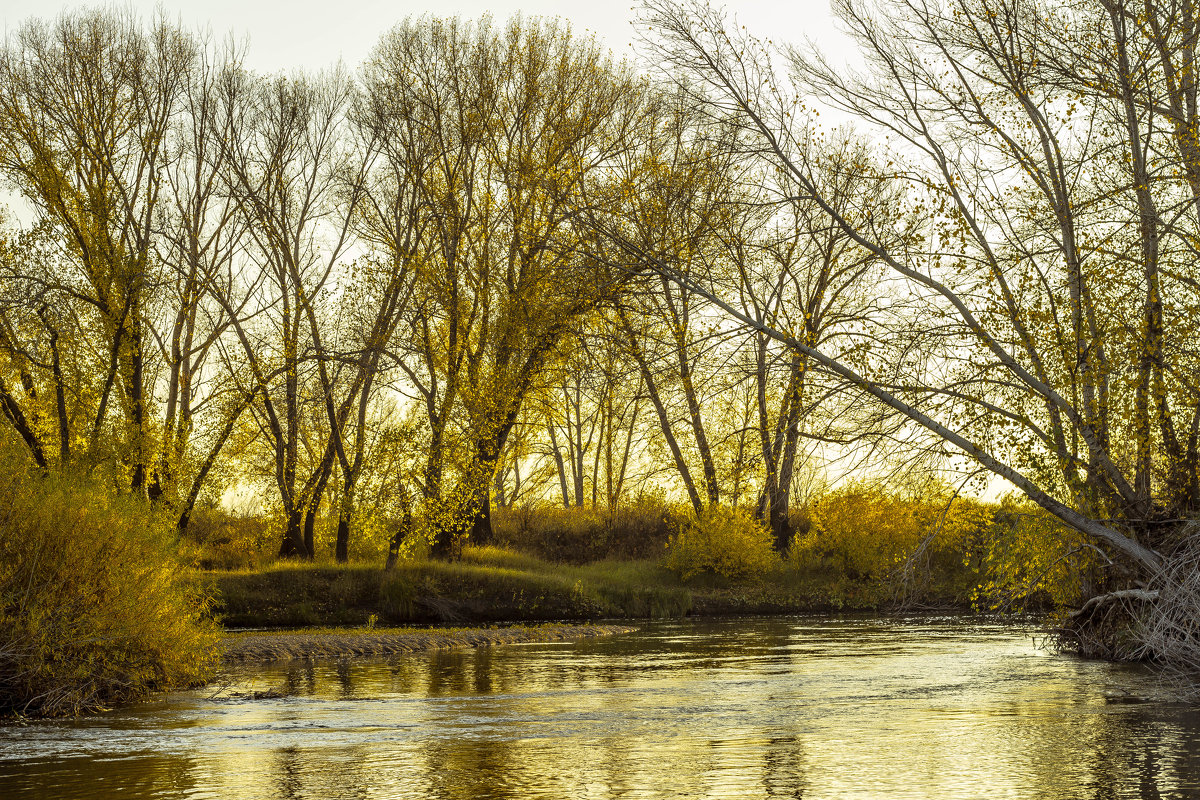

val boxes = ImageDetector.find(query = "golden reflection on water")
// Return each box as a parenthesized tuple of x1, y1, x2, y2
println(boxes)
(2, 617, 1199, 799)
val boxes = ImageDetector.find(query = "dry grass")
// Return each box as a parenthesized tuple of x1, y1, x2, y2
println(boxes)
(0, 454, 220, 717)
(1133, 526, 1200, 673)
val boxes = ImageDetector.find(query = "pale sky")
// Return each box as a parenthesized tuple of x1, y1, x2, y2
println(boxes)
(1, 0, 858, 74)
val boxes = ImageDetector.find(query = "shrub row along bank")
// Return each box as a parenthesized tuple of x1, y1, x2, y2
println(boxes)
(199, 482, 1086, 613)
(210, 483, 1101, 628)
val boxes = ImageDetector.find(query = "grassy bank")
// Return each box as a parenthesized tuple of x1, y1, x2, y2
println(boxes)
(210, 545, 969, 628)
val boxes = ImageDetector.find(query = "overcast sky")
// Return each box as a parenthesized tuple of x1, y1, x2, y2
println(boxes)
(1, 0, 860, 74)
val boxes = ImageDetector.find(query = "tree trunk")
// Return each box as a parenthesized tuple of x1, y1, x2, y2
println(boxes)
(770, 354, 808, 552)
(470, 485, 493, 547)
(663, 277, 719, 505)
(303, 499, 319, 559)
(302, 450, 336, 559)
(618, 309, 704, 513)
(176, 398, 246, 534)
(385, 504, 413, 571)
(278, 506, 305, 558)
(547, 421, 571, 508)
(335, 475, 356, 563)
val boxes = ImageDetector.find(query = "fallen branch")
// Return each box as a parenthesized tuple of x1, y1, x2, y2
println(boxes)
(1067, 588, 1159, 620)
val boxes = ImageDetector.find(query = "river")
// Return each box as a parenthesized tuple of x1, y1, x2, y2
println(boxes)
(1, 615, 1198, 799)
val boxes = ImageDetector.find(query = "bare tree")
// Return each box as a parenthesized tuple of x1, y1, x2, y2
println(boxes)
(731, 135, 901, 550)
(153, 36, 253, 529)
(214, 65, 359, 558)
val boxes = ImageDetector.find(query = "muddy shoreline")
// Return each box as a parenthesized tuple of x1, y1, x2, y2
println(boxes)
(222, 623, 638, 663)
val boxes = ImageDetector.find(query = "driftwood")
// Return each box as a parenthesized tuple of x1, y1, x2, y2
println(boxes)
(1067, 588, 1159, 620)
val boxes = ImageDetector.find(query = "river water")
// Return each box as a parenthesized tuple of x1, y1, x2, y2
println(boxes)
(1, 615, 1198, 799)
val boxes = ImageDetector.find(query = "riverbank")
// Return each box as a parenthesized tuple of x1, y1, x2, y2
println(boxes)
(209, 546, 975, 629)
(223, 623, 638, 662)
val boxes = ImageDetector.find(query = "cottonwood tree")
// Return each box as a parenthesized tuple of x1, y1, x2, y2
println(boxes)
(0, 10, 195, 487)
(214, 65, 361, 558)
(0, 219, 88, 469)
(363, 16, 656, 555)
(0, 11, 253, 523)
(321, 251, 420, 561)
(541, 338, 606, 509)
(636, 0, 1200, 646)
(616, 284, 733, 514)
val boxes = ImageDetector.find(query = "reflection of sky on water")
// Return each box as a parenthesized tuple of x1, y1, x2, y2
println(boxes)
(1, 616, 1198, 799)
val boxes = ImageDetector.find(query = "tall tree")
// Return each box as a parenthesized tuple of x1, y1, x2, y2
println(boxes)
(214, 65, 360, 558)
(363, 16, 655, 555)
(635, 0, 1200, 597)
(0, 10, 196, 488)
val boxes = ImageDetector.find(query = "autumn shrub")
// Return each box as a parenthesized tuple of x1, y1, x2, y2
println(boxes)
(494, 503, 609, 562)
(179, 505, 273, 570)
(607, 493, 681, 558)
(791, 482, 991, 585)
(493, 495, 681, 562)
(0, 451, 221, 717)
(664, 505, 779, 581)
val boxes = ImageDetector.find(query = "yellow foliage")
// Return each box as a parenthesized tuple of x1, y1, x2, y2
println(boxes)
(792, 482, 992, 580)
(973, 496, 1097, 610)
(354, 507, 426, 564)
(664, 505, 779, 581)
(0, 444, 221, 717)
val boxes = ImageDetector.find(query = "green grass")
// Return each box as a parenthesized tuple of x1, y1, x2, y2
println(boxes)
(209, 544, 971, 629)
(213, 549, 692, 627)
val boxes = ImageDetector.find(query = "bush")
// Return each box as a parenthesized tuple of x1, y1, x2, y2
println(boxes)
(664, 505, 779, 581)
(0, 451, 220, 717)
(791, 482, 990, 581)
(493, 503, 610, 562)
(974, 496, 1096, 610)
(607, 494, 681, 559)
(493, 495, 682, 563)
(179, 505, 273, 570)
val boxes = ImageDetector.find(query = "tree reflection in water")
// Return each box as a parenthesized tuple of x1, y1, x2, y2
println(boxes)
(1, 617, 1198, 799)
